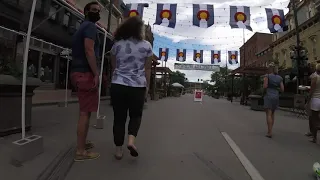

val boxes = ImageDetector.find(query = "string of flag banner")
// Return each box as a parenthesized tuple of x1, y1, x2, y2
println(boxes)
(158, 48, 239, 65)
(126, 3, 288, 33)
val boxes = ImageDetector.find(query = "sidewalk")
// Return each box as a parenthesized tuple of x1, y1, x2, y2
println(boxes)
(0, 100, 112, 180)
(32, 89, 110, 106)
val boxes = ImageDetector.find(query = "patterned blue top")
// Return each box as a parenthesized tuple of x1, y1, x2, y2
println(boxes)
(111, 39, 153, 87)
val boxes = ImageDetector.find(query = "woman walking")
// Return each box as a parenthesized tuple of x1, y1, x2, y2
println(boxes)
(263, 63, 284, 138)
(307, 64, 320, 143)
(110, 16, 153, 159)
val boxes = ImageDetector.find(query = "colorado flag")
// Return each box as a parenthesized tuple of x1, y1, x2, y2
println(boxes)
(229, 6, 252, 31)
(265, 8, 287, 33)
(125, 3, 145, 18)
(154, 4, 177, 28)
(159, 48, 169, 62)
(193, 4, 214, 28)
(176, 49, 186, 62)
(211, 50, 221, 64)
(228, 51, 239, 64)
(193, 50, 203, 63)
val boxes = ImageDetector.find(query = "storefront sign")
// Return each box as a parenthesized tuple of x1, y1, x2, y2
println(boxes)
(174, 63, 220, 72)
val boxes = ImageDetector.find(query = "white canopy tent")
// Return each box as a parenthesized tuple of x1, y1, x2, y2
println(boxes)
(171, 83, 184, 88)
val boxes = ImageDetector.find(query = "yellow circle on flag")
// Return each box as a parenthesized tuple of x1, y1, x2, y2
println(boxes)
(178, 52, 184, 57)
(231, 54, 236, 59)
(129, 12, 137, 17)
(272, 15, 281, 25)
(196, 53, 201, 58)
(161, 52, 166, 56)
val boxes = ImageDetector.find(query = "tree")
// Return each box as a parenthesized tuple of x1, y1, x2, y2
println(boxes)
(170, 70, 186, 86)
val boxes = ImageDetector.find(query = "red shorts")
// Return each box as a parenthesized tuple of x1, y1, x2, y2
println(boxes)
(71, 72, 98, 113)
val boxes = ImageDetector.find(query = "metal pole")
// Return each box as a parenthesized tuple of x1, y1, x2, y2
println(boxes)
(21, 0, 37, 140)
(291, 0, 301, 88)
(64, 57, 70, 107)
(106, 0, 114, 33)
(97, 30, 108, 119)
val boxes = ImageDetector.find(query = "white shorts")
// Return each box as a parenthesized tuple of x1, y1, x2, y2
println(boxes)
(310, 98, 320, 111)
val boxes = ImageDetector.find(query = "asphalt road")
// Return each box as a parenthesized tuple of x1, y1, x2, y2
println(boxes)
(65, 94, 320, 180)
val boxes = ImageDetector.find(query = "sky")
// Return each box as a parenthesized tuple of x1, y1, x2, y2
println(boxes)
(124, 0, 289, 82)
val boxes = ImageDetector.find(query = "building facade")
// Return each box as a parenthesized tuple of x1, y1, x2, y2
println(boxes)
(271, 0, 320, 69)
(0, 0, 126, 90)
(239, 32, 273, 68)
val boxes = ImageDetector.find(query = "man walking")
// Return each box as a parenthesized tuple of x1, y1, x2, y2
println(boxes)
(70, 1, 101, 161)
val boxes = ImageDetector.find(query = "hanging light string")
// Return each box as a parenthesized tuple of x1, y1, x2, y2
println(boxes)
(124, 0, 290, 9)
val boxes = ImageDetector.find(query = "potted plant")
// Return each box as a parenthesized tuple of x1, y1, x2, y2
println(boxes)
(0, 59, 42, 137)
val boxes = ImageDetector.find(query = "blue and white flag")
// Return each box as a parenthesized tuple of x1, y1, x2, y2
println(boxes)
(229, 6, 252, 31)
(154, 4, 177, 28)
(228, 51, 238, 64)
(125, 3, 145, 18)
(176, 49, 186, 62)
(192, 4, 214, 28)
(193, 50, 203, 63)
(265, 8, 287, 33)
(159, 48, 169, 62)
(211, 50, 221, 64)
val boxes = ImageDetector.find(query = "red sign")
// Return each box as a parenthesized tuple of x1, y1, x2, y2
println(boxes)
(195, 92, 202, 99)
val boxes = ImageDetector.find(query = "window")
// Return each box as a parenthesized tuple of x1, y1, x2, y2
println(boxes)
(76, 20, 82, 29)
(310, 36, 317, 58)
(40, 53, 55, 83)
(63, 11, 71, 27)
(98, 0, 108, 6)
(49, 4, 59, 20)
(307, 3, 315, 19)
(289, 18, 294, 30)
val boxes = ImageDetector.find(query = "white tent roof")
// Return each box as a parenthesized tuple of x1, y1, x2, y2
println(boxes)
(171, 83, 184, 88)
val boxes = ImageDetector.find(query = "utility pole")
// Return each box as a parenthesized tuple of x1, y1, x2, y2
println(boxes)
(106, 0, 114, 33)
(291, 0, 302, 87)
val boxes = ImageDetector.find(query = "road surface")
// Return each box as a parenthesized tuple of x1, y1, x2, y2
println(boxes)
(65, 94, 320, 180)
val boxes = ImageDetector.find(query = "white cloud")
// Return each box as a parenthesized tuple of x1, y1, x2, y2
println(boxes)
(124, 0, 289, 82)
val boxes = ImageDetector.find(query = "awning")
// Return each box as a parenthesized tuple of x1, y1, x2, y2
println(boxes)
(171, 83, 184, 88)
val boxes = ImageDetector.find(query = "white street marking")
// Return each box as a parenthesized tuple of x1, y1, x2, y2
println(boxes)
(221, 132, 265, 180)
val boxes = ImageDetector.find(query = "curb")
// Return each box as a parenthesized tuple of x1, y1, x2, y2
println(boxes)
(32, 96, 110, 107)
(36, 144, 76, 180)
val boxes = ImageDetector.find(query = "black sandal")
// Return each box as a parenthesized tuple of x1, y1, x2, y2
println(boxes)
(127, 145, 139, 157)
(265, 134, 272, 138)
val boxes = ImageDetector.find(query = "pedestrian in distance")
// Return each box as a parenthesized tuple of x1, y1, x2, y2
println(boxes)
(70, 1, 101, 161)
(110, 16, 153, 160)
(307, 63, 320, 143)
(263, 62, 284, 138)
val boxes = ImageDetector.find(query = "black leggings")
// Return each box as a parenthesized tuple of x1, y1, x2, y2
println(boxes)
(110, 83, 146, 146)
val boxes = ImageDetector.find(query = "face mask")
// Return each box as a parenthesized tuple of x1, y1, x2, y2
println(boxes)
(87, 12, 100, 22)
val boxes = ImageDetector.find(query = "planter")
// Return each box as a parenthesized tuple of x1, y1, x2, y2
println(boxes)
(0, 75, 41, 137)
(248, 95, 264, 111)
(154, 93, 159, 101)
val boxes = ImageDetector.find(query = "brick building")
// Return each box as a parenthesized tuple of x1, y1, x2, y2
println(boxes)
(239, 32, 273, 67)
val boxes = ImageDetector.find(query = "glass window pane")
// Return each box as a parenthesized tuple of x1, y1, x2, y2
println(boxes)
(40, 53, 55, 83)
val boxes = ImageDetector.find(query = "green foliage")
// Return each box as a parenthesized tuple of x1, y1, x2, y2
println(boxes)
(209, 66, 263, 96)
(170, 70, 186, 86)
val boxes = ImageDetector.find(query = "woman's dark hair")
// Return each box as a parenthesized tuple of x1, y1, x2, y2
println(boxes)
(114, 16, 144, 41)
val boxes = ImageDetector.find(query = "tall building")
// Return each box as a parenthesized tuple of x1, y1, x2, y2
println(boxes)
(239, 32, 273, 68)
(271, 0, 320, 69)
(0, 0, 126, 90)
